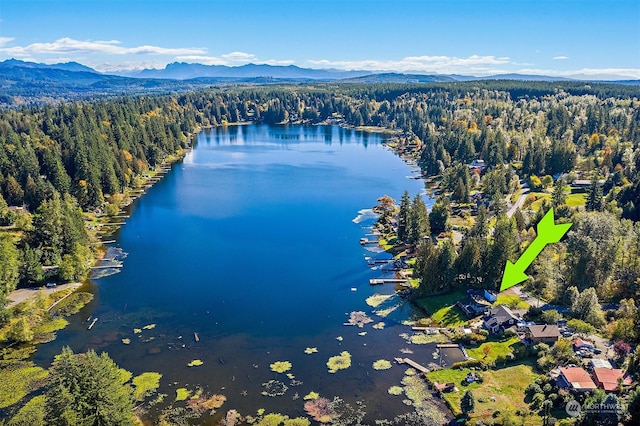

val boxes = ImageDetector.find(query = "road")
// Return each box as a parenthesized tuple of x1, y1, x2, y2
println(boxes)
(506, 180, 530, 218)
(7, 283, 82, 308)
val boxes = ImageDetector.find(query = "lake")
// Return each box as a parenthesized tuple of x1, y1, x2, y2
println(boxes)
(35, 124, 453, 424)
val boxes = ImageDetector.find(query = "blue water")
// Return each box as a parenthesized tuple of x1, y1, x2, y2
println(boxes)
(36, 124, 445, 423)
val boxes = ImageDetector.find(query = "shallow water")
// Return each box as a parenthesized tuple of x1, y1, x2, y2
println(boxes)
(35, 124, 451, 423)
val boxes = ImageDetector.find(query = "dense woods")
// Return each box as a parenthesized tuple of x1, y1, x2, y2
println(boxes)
(1, 81, 639, 309)
(0, 80, 639, 424)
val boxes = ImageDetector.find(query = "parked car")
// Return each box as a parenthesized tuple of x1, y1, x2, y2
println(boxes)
(46, 282, 57, 288)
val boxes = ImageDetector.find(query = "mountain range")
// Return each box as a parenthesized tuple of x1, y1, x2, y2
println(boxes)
(1, 59, 638, 105)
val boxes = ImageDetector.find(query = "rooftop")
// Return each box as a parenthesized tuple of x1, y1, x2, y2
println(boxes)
(593, 368, 632, 392)
(559, 367, 597, 391)
(527, 324, 560, 338)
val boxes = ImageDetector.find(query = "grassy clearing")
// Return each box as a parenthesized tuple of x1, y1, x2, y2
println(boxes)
(0, 364, 48, 408)
(495, 294, 530, 310)
(427, 363, 540, 422)
(529, 192, 551, 212)
(415, 290, 468, 327)
(565, 192, 586, 207)
(466, 336, 521, 364)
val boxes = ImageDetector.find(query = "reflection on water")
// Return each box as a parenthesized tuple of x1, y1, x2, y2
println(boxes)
(35, 125, 451, 424)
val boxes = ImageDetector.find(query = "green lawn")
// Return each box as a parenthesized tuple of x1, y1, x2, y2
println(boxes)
(529, 192, 551, 211)
(466, 336, 521, 364)
(494, 294, 530, 310)
(565, 192, 586, 207)
(427, 363, 540, 422)
(415, 290, 468, 327)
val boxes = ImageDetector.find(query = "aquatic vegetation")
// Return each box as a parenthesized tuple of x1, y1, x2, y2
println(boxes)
(187, 393, 226, 413)
(347, 311, 373, 328)
(133, 328, 142, 334)
(402, 320, 416, 326)
(404, 368, 417, 376)
(175, 388, 191, 401)
(410, 332, 448, 344)
(304, 397, 334, 423)
(49, 292, 94, 316)
(365, 294, 393, 308)
(257, 413, 286, 426)
(304, 347, 318, 354)
(257, 408, 266, 416)
(261, 380, 288, 397)
(290, 379, 303, 386)
(372, 359, 392, 370)
(326, 351, 352, 373)
(121, 338, 131, 344)
(401, 374, 432, 409)
(187, 359, 203, 367)
(358, 331, 367, 336)
(283, 418, 311, 426)
(335, 336, 343, 341)
(388, 386, 403, 396)
(132, 372, 162, 400)
(374, 305, 398, 318)
(286, 373, 295, 380)
(399, 347, 414, 354)
(372, 322, 385, 329)
(158, 406, 199, 425)
(225, 409, 241, 426)
(142, 323, 156, 330)
(304, 391, 319, 400)
(269, 360, 292, 373)
(34, 317, 68, 334)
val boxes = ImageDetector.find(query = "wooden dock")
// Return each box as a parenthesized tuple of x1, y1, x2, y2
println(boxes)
(99, 222, 126, 226)
(91, 264, 123, 269)
(359, 238, 378, 245)
(370, 278, 409, 285)
(394, 357, 429, 373)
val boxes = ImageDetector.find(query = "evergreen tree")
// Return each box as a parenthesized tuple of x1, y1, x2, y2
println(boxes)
(429, 198, 449, 234)
(552, 178, 568, 207)
(0, 233, 20, 297)
(397, 190, 411, 242)
(45, 347, 134, 425)
(461, 390, 475, 416)
(586, 173, 604, 211)
(408, 193, 429, 244)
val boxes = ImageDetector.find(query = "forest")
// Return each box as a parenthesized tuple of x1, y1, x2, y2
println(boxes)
(0, 79, 637, 345)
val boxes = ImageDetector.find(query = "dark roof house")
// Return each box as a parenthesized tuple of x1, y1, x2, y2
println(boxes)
(526, 324, 560, 344)
(483, 305, 519, 334)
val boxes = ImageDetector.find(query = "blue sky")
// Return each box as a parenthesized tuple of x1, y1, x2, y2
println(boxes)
(0, 0, 638, 78)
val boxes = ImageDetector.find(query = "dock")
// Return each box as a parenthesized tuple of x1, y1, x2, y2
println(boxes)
(394, 357, 430, 373)
(366, 258, 393, 265)
(91, 264, 123, 269)
(359, 238, 378, 245)
(370, 278, 409, 286)
(99, 222, 126, 226)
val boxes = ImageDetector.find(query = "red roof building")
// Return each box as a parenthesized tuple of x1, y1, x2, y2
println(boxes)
(593, 368, 633, 392)
(557, 367, 597, 392)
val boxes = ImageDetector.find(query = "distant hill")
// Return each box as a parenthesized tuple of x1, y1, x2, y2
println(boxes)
(0, 59, 98, 73)
(134, 62, 371, 80)
(338, 73, 455, 83)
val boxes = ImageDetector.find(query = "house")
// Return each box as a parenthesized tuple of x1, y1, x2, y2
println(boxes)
(483, 305, 519, 334)
(555, 367, 597, 392)
(592, 368, 633, 392)
(434, 382, 455, 392)
(526, 324, 561, 344)
(469, 159, 487, 170)
(573, 338, 595, 351)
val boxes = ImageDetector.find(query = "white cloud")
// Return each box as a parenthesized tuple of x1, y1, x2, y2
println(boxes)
(0, 37, 15, 46)
(553, 56, 569, 60)
(0, 37, 206, 57)
(306, 54, 513, 74)
(221, 51, 257, 62)
(517, 67, 640, 79)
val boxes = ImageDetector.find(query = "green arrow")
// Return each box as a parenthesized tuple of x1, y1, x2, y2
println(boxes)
(499, 208, 572, 292)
